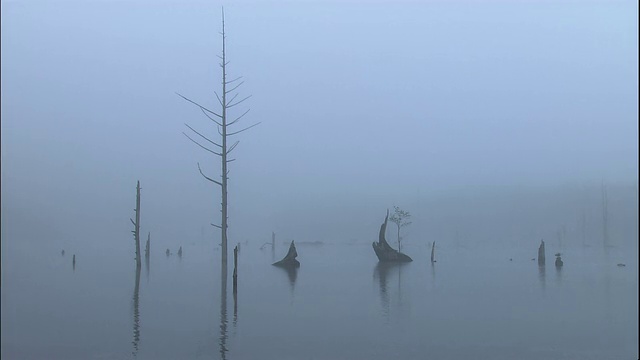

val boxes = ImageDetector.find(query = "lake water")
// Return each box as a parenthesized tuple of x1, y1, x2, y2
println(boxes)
(1, 240, 637, 360)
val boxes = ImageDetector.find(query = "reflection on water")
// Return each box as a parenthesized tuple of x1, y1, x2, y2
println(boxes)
(219, 267, 228, 360)
(2, 243, 637, 360)
(374, 263, 407, 320)
(555, 264, 562, 285)
(132, 266, 141, 358)
(538, 264, 546, 291)
(145, 253, 150, 283)
(276, 265, 298, 298)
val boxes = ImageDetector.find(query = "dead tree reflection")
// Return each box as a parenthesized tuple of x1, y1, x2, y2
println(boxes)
(132, 266, 141, 358)
(374, 263, 407, 321)
(219, 266, 228, 360)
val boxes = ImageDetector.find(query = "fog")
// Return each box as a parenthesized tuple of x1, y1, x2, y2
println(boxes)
(1, 1, 638, 359)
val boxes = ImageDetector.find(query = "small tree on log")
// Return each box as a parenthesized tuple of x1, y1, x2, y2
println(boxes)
(178, 9, 260, 271)
(130, 181, 142, 269)
(389, 206, 412, 252)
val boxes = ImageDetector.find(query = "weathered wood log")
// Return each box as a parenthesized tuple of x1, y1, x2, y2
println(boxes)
(273, 240, 300, 268)
(538, 240, 545, 266)
(372, 210, 412, 262)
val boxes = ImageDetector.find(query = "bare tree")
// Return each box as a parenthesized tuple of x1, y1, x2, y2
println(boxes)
(178, 9, 260, 270)
(389, 206, 412, 252)
(130, 181, 142, 269)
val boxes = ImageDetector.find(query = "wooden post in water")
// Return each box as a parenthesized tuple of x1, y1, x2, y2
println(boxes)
(430, 241, 436, 263)
(145, 232, 150, 258)
(130, 181, 142, 269)
(72, 254, 76, 269)
(233, 245, 238, 293)
(538, 240, 546, 266)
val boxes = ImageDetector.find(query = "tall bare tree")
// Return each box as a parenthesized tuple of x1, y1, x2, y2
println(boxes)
(178, 9, 259, 270)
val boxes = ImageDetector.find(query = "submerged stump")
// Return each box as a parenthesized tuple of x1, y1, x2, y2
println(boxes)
(273, 241, 300, 268)
(372, 210, 412, 262)
(537, 240, 546, 266)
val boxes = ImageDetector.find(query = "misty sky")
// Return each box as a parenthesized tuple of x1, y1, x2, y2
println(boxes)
(1, 0, 637, 249)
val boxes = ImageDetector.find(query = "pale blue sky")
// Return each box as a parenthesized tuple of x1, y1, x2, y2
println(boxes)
(1, 0, 637, 248)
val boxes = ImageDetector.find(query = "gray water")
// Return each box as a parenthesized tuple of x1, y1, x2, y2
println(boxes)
(1, 239, 637, 360)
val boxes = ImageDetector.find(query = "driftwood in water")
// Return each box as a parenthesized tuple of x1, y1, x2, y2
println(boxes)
(273, 241, 300, 268)
(372, 210, 412, 262)
(538, 240, 545, 266)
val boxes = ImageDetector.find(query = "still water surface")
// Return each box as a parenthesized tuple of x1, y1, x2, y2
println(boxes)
(1, 240, 637, 360)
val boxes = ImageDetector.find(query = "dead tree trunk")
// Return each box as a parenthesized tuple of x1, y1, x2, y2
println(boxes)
(145, 232, 150, 258)
(430, 241, 436, 263)
(130, 181, 142, 269)
(233, 245, 238, 293)
(179, 10, 260, 275)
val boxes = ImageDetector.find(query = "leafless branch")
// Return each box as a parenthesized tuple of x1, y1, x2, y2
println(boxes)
(183, 132, 223, 156)
(198, 162, 222, 186)
(227, 140, 240, 154)
(130, 218, 136, 226)
(214, 92, 223, 107)
(228, 109, 250, 126)
(176, 93, 222, 118)
(228, 122, 261, 136)
(199, 108, 223, 127)
(226, 93, 239, 106)
(225, 81, 244, 94)
(184, 123, 222, 148)
(227, 95, 252, 108)
(225, 76, 243, 84)
(226, 158, 236, 163)
(211, 223, 222, 229)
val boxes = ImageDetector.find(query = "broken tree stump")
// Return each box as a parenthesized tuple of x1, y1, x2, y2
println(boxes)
(372, 210, 412, 262)
(273, 241, 300, 268)
(538, 240, 546, 266)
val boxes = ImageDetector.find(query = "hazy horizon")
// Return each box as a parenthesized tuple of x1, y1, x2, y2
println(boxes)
(2, 0, 638, 255)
